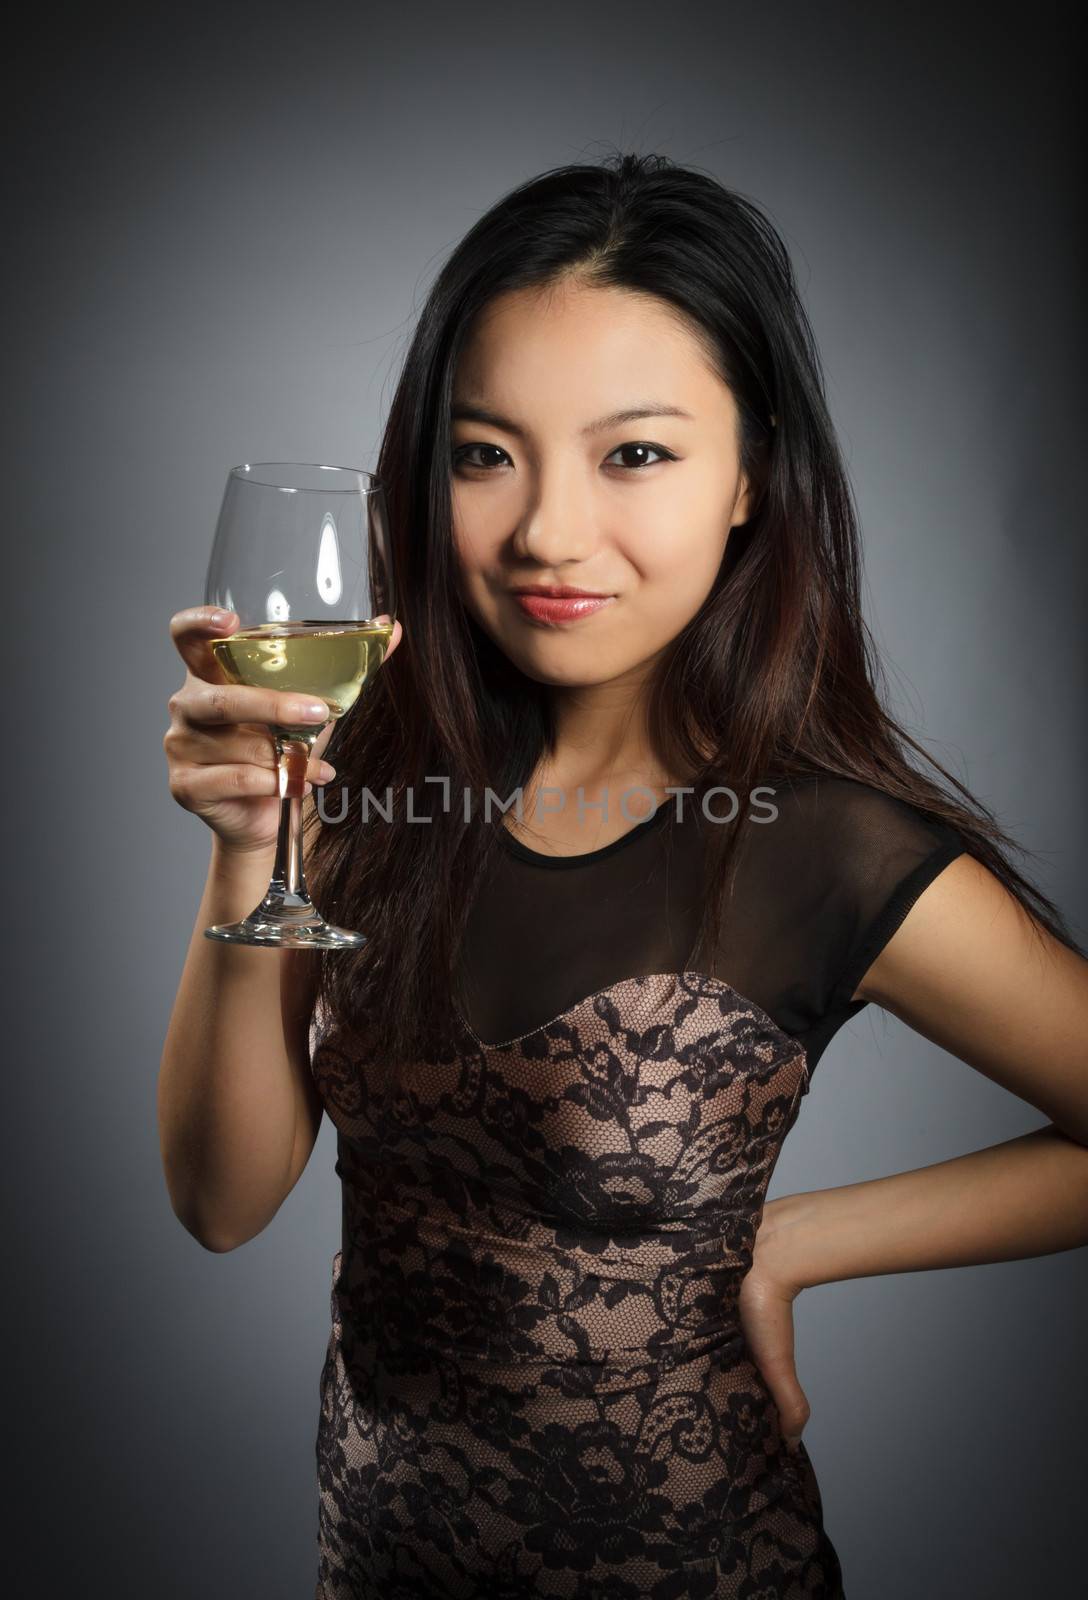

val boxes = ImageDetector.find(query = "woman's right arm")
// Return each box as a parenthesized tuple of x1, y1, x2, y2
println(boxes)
(157, 604, 400, 1252)
(158, 840, 325, 1253)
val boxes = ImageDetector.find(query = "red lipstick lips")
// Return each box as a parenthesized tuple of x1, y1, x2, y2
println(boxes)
(510, 584, 615, 625)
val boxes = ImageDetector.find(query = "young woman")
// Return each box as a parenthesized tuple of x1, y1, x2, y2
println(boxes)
(160, 152, 1088, 1599)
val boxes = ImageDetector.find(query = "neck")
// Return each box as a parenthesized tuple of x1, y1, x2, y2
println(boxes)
(535, 669, 683, 816)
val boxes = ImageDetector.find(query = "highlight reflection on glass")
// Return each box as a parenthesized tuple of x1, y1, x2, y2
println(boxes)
(317, 513, 343, 603)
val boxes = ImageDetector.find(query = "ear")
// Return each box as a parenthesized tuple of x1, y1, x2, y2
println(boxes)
(729, 469, 754, 529)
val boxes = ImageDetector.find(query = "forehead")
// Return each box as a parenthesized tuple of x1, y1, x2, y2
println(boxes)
(454, 281, 729, 415)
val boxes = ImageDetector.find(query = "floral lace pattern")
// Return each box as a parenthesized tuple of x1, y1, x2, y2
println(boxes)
(311, 971, 845, 1598)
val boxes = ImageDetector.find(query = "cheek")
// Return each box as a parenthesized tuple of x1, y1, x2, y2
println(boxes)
(450, 503, 502, 636)
(451, 488, 508, 576)
(620, 501, 730, 617)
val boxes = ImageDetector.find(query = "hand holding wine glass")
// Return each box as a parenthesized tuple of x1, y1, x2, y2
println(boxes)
(166, 462, 398, 948)
(164, 605, 403, 856)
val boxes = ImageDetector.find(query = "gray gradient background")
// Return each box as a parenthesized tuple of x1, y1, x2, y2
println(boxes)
(5, 1, 1085, 1594)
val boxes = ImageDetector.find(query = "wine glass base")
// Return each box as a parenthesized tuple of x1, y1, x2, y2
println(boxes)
(204, 907, 366, 949)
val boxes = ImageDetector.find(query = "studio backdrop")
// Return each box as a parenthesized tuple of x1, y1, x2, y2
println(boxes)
(4, 2, 1084, 1596)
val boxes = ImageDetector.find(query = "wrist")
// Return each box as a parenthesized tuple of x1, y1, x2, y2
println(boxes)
(209, 836, 277, 885)
(755, 1191, 819, 1294)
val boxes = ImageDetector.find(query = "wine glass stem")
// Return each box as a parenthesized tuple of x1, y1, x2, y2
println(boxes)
(271, 732, 317, 903)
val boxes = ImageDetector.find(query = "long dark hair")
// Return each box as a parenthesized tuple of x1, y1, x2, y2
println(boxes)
(307, 149, 1083, 1069)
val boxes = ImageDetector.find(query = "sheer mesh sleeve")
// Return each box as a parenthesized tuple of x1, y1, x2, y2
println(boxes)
(453, 773, 972, 1083)
(829, 791, 970, 1011)
(772, 777, 970, 1067)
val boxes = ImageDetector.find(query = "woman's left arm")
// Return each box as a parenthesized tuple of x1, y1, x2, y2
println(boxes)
(747, 853, 1088, 1443)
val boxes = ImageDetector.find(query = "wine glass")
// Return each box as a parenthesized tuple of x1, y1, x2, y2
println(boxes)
(202, 462, 395, 948)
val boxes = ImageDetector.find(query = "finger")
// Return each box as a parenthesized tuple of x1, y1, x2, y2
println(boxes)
(169, 605, 241, 683)
(759, 1351, 810, 1446)
(178, 681, 331, 732)
(171, 760, 330, 807)
(738, 1285, 811, 1447)
(170, 760, 295, 807)
(166, 723, 338, 782)
(310, 718, 338, 763)
(764, 1365, 811, 1449)
(373, 615, 403, 661)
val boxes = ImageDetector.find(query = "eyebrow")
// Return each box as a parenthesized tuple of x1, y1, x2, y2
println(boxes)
(450, 401, 695, 438)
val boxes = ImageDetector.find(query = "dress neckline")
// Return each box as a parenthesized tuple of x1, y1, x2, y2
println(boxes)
(498, 799, 671, 869)
(452, 969, 809, 1093)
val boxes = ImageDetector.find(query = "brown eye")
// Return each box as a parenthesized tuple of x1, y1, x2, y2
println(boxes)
(605, 442, 676, 470)
(453, 444, 511, 471)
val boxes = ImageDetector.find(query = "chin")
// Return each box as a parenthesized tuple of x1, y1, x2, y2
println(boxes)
(513, 658, 610, 688)
(510, 645, 636, 689)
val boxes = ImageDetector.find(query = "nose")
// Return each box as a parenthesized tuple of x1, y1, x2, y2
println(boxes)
(511, 459, 602, 567)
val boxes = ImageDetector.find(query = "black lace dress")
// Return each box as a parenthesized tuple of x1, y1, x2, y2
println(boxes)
(310, 775, 967, 1598)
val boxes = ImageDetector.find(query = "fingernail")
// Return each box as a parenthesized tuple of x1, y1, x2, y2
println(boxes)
(290, 700, 328, 720)
(318, 762, 336, 782)
(209, 609, 233, 626)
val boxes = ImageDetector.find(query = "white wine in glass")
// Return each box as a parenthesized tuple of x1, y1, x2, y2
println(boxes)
(210, 620, 394, 726)
(202, 462, 396, 948)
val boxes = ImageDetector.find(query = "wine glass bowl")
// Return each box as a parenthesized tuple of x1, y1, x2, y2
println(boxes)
(202, 463, 395, 948)
(209, 619, 395, 738)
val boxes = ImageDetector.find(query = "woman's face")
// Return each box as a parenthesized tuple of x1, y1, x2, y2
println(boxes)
(450, 278, 752, 690)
